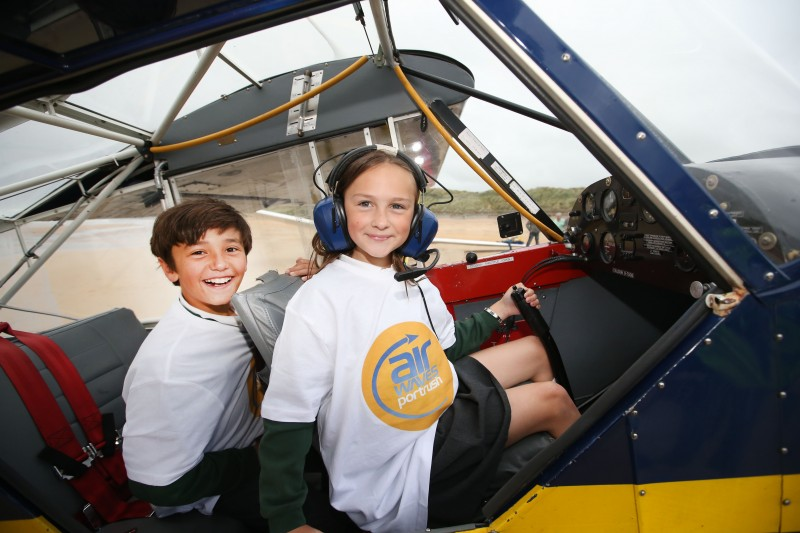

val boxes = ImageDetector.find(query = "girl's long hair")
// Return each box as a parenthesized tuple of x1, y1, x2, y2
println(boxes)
(310, 150, 419, 274)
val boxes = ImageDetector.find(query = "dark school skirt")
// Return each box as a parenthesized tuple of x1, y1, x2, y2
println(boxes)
(427, 356, 511, 527)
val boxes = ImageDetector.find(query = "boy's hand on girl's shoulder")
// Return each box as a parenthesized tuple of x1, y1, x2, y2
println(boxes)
(285, 257, 319, 281)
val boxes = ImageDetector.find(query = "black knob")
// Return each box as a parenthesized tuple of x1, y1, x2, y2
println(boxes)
(466, 252, 478, 264)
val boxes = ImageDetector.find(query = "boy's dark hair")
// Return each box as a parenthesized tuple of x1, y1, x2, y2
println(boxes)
(150, 197, 252, 271)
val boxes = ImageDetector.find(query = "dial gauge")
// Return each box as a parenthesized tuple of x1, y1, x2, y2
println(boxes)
(601, 189, 618, 222)
(580, 233, 595, 254)
(600, 232, 617, 263)
(583, 193, 596, 220)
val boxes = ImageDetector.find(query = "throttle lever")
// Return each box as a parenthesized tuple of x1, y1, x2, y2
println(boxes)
(510, 286, 550, 336)
(510, 286, 574, 400)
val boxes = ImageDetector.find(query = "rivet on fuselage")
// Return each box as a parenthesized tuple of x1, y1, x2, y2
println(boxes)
(631, 433, 639, 440)
(640, 490, 646, 496)
(784, 499, 792, 506)
(781, 447, 789, 455)
(658, 382, 665, 389)
(776, 333, 784, 342)
(561, 52, 571, 62)
(779, 391, 788, 399)
(708, 209, 719, 219)
(764, 271, 775, 282)
(636, 131, 647, 141)
(704, 338, 712, 346)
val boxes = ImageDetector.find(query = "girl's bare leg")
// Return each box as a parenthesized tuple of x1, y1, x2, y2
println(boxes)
(470, 336, 579, 445)
(504, 382, 579, 444)
(469, 336, 552, 387)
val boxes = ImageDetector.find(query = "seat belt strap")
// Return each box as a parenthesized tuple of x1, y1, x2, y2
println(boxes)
(0, 330, 86, 460)
(0, 323, 129, 487)
(0, 322, 151, 524)
(4, 324, 105, 448)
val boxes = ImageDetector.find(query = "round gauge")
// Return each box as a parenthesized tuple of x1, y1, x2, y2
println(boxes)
(600, 232, 617, 263)
(583, 193, 596, 220)
(641, 208, 656, 224)
(580, 232, 595, 254)
(674, 246, 696, 272)
(601, 189, 618, 222)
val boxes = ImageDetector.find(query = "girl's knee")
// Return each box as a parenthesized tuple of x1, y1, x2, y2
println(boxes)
(508, 381, 578, 440)
(538, 381, 576, 413)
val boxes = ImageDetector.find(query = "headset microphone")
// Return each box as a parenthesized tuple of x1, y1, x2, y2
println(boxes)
(394, 249, 440, 282)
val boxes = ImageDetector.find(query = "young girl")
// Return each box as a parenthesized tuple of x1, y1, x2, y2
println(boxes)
(259, 146, 579, 533)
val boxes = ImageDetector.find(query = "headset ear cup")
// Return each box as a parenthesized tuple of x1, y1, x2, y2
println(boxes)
(313, 196, 353, 252)
(399, 206, 438, 259)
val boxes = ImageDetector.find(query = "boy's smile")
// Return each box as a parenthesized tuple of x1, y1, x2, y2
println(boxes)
(344, 162, 417, 267)
(158, 227, 247, 315)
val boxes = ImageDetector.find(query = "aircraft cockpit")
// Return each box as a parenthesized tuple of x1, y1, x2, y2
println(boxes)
(566, 177, 711, 297)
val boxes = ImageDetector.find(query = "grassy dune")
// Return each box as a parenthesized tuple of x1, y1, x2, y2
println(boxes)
(425, 187, 583, 216)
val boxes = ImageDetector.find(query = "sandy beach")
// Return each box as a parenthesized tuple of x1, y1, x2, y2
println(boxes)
(0, 214, 526, 332)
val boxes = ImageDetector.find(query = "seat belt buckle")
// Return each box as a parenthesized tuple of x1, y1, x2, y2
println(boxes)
(82, 502, 104, 530)
(53, 452, 94, 480)
(83, 442, 103, 459)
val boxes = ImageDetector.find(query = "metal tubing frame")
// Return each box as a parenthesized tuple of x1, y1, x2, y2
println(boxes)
(219, 51, 262, 89)
(0, 146, 139, 198)
(0, 156, 144, 306)
(368, 0, 397, 67)
(150, 43, 226, 144)
(5, 106, 146, 146)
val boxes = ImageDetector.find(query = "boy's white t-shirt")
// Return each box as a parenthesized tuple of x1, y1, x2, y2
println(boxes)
(122, 296, 263, 516)
(263, 255, 458, 533)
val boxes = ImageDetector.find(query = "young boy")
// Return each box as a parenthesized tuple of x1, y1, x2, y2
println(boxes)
(122, 197, 266, 528)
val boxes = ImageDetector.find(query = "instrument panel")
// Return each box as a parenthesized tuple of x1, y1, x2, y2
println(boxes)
(567, 177, 710, 296)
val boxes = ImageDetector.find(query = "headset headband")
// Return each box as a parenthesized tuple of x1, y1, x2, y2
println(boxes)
(325, 144, 427, 195)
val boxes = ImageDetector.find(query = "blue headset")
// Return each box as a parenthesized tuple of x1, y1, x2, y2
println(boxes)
(313, 145, 438, 259)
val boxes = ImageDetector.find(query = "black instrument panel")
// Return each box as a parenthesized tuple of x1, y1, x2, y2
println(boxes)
(567, 177, 709, 296)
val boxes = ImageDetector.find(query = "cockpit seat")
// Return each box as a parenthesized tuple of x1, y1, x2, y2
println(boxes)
(0, 308, 249, 533)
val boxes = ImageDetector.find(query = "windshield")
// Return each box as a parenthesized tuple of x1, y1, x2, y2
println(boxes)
(527, 0, 800, 264)
(529, 0, 799, 163)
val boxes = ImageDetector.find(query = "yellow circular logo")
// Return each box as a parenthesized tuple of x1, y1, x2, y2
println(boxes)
(361, 322, 454, 431)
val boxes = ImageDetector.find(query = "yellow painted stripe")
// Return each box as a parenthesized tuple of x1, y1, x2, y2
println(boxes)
(453, 475, 789, 533)
(635, 476, 780, 532)
(0, 517, 58, 532)
(784, 473, 800, 532)
(487, 483, 638, 533)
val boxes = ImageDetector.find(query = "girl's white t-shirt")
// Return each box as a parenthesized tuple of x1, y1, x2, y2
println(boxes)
(263, 255, 457, 533)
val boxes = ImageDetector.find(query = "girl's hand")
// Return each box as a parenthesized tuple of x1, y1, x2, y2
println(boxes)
(488, 283, 540, 321)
